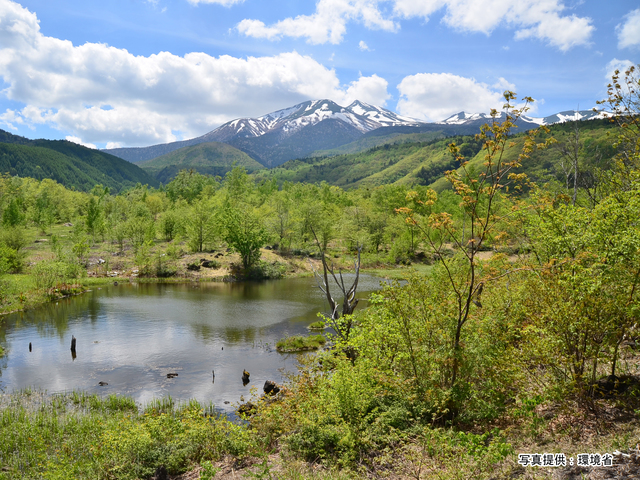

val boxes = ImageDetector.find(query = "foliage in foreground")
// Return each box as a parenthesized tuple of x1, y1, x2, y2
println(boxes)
(249, 82, 640, 473)
(0, 391, 259, 480)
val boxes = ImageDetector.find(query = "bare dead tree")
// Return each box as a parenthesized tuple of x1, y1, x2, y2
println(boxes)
(309, 228, 361, 342)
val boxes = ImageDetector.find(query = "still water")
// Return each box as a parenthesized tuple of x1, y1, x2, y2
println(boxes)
(0, 275, 385, 413)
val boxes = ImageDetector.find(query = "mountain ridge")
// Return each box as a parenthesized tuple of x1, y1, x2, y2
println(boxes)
(104, 101, 611, 168)
(0, 129, 159, 192)
(104, 100, 425, 166)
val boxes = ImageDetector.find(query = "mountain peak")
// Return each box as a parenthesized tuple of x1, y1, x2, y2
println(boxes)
(200, 99, 422, 146)
(441, 109, 609, 126)
(439, 112, 492, 125)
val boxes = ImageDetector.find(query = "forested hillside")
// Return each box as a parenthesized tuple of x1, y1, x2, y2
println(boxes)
(138, 141, 264, 182)
(0, 130, 158, 192)
(256, 118, 617, 192)
(308, 130, 445, 156)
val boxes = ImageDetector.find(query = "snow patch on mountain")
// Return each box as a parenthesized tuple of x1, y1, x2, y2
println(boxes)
(440, 109, 609, 126)
(203, 99, 424, 143)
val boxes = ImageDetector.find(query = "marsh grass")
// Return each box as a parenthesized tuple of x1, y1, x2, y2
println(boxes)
(308, 320, 326, 330)
(0, 390, 260, 480)
(276, 335, 326, 353)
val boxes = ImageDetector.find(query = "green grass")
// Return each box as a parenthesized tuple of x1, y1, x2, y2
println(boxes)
(276, 334, 327, 352)
(308, 320, 326, 330)
(0, 390, 260, 480)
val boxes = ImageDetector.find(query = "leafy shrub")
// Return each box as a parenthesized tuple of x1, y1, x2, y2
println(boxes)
(286, 416, 354, 464)
(235, 260, 286, 280)
(31, 260, 73, 290)
(155, 254, 176, 278)
(0, 226, 29, 251)
(0, 243, 24, 273)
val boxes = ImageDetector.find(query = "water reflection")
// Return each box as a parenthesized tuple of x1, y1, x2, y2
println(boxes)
(0, 275, 387, 412)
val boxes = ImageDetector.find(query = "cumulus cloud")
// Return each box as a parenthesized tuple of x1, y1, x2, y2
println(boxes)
(237, 0, 398, 45)
(66, 136, 97, 149)
(605, 58, 635, 83)
(0, 0, 389, 147)
(343, 74, 389, 105)
(617, 9, 640, 49)
(397, 0, 596, 50)
(238, 0, 593, 51)
(0, 109, 25, 130)
(395, 0, 595, 51)
(358, 40, 371, 51)
(396, 72, 511, 122)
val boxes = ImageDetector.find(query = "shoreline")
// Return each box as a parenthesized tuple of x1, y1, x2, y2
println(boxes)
(0, 255, 413, 318)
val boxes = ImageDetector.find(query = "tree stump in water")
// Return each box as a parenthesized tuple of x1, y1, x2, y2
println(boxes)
(264, 380, 281, 395)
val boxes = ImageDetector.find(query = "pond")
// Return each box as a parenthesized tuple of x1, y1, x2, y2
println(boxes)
(0, 275, 387, 414)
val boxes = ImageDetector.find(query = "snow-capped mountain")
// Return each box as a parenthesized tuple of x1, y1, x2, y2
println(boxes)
(199, 99, 423, 144)
(524, 109, 610, 125)
(106, 100, 424, 166)
(439, 112, 495, 125)
(104, 102, 612, 167)
(440, 109, 609, 126)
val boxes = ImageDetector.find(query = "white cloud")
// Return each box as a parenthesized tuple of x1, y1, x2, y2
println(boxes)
(0, 0, 389, 146)
(343, 74, 389, 105)
(396, 0, 594, 51)
(0, 109, 25, 130)
(396, 72, 511, 122)
(617, 8, 640, 49)
(238, 0, 593, 51)
(65, 135, 97, 149)
(358, 40, 371, 51)
(105, 142, 123, 149)
(605, 58, 635, 83)
(237, 0, 398, 45)
(493, 77, 516, 92)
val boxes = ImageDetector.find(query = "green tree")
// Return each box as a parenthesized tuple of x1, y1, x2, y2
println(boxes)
(166, 169, 218, 204)
(159, 209, 182, 242)
(2, 197, 24, 227)
(185, 199, 216, 253)
(85, 196, 103, 239)
(597, 63, 640, 191)
(396, 92, 549, 404)
(222, 204, 269, 270)
(522, 180, 640, 399)
(31, 189, 56, 233)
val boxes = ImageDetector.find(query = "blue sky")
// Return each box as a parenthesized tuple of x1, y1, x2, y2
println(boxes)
(0, 0, 638, 149)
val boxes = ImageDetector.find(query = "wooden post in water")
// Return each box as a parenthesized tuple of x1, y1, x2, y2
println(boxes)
(70, 336, 76, 353)
(29, 342, 32, 352)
